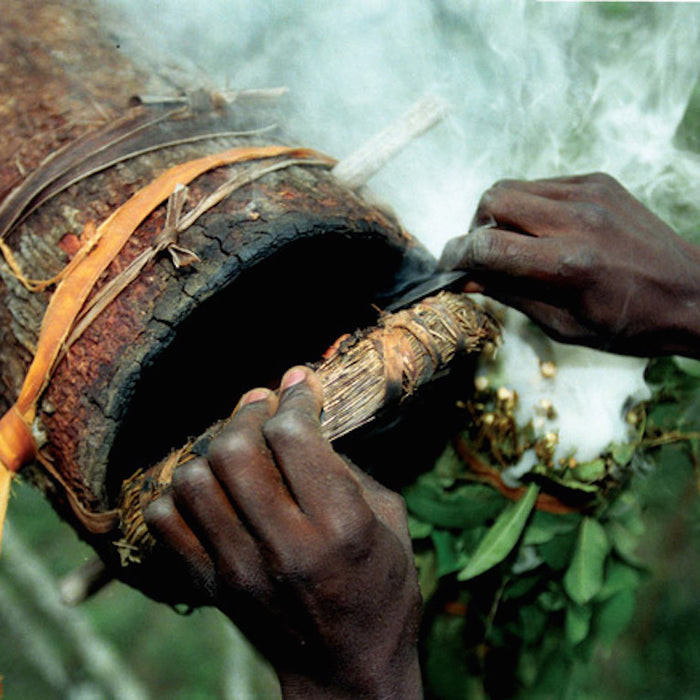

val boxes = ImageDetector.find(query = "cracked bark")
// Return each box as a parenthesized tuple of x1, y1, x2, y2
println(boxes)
(0, 0, 434, 575)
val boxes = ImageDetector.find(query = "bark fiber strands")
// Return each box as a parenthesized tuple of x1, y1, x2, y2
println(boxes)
(117, 291, 499, 564)
(318, 292, 498, 440)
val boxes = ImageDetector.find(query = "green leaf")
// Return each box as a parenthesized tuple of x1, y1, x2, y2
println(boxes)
(674, 355, 700, 378)
(414, 549, 439, 602)
(522, 511, 581, 546)
(609, 522, 644, 566)
(573, 458, 607, 482)
(610, 442, 636, 467)
(565, 603, 592, 647)
(538, 528, 578, 571)
(432, 443, 464, 482)
(519, 604, 548, 644)
(596, 588, 637, 648)
(563, 517, 610, 605)
(503, 573, 541, 601)
(458, 483, 539, 581)
(537, 588, 567, 612)
(532, 467, 600, 494)
(423, 615, 482, 700)
(607, 491, 645, 535)
(596, 558, 643, 601)
(407, 514, 433, 539)
(403, 475, 505, 529)
(431, 529, 467, 577)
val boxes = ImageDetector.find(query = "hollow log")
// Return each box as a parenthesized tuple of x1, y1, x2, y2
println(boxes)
(0, 0, 495, 602)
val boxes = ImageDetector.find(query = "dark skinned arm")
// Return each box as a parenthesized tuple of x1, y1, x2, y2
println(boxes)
(144, 366, 423, 700)
(440, 172, 700, 358)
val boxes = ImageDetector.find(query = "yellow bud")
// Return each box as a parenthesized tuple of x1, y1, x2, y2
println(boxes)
(474, 376, 490, 392)
(540, 361, 557, 379)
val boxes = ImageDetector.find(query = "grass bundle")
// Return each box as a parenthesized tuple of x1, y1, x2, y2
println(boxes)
(117, 291, 499, 564)
(317, 291, 498, 440)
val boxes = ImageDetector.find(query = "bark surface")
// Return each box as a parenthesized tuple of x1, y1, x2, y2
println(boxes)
(0, 0, 433, 569)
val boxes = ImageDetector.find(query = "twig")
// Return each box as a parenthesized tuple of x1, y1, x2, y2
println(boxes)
(332, 94, 448, 189)
(58, 557, 114, 607)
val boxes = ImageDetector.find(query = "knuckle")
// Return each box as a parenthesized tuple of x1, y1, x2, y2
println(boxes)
(262, 411, 315, 447)
(585, 171, 618, 188)
(555, 245, 599, 285)
(582, 172, 621, 202)
(208, 430, 258, 472)
(171, 458, 214, 497)
(490, 178, 519, 190)
(143, 496, 176, 530)
(573, 200, 610, 232)
(462, 229, 500, 269)
(476, 184, 500, 212)
(320, 504, 378, 563)
(472, 183, 512, 230)
(270, 532, 323, 581)
(271, 511, 378, 581)
(330, 506, 376, 547)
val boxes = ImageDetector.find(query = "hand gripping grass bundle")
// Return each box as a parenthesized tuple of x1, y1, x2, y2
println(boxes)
(117, 291, 499, 581)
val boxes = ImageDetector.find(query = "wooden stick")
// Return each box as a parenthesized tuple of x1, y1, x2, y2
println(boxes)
(332, 95, 448, 189)
(59, 557, 114, 607)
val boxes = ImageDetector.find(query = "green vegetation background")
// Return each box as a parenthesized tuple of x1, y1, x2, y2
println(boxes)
(3, 417, 700, 699)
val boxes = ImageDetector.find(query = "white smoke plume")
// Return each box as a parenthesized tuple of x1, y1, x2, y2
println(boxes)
(101, 0, 700, 466)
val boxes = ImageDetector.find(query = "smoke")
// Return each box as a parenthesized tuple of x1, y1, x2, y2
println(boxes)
(101, 0, 700, 465)
(492, 308, 651, 475)
(102, 1, 700, 249)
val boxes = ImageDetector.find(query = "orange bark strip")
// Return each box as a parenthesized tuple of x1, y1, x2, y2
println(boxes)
(16, 145, 317, 415)
(0, 146, 326, 542)
(0, 145, 326, 548)
(0, 407, 35, 473)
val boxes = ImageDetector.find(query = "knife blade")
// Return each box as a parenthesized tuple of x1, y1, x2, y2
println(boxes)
(383, 270, 471, 313)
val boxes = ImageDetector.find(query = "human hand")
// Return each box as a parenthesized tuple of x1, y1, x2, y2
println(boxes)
(144, 366, 423, 700)
(440, 173, 700, 358)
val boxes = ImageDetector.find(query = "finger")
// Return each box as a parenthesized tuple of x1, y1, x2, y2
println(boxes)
(277, 365, 325, 418)
(170, 457, 255, 558)
(207, 388, 307, 541)
(479, 290, 596, 348)
(169, 455, 284, 596)
(263, 366, 373, 522)
(479, 174, 614, 203)
(472, 186, 578, 237)
(144, 494, 216, 593)
(231, 386, 279, 417)
(441, 227, 565, 293)
(343, 460, 413, 552)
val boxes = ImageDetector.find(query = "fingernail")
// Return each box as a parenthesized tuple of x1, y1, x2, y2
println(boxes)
(239, 387, 272, 408)
(280, 367, 307, 392)
(463, 281, 485, 294)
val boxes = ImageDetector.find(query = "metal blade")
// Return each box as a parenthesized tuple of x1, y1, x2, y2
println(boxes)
(384, 270, 470, 312)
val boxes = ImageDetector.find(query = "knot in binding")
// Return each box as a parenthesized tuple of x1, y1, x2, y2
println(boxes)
(0, 406, 36, 474)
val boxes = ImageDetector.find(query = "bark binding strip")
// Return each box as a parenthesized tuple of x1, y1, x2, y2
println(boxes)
(0, 144, 335, 553)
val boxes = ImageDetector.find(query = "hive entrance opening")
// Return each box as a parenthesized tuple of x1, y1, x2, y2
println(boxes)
(106, 232, 408, 502)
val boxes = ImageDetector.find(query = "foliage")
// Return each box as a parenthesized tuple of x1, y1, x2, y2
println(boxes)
(405, 356, 700, 699)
